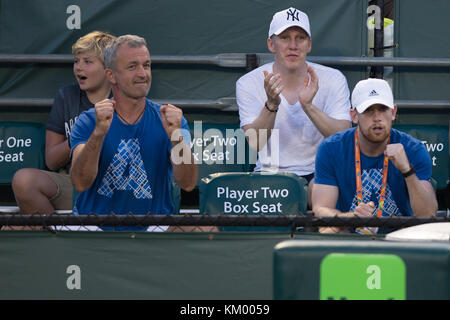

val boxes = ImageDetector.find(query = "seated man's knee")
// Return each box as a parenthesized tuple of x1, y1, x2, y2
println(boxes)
(12, 168, 46, 199)
(12, 168, 35, 193)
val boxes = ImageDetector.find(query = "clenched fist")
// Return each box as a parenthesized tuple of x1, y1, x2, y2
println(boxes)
(160, 104, 183, 144)
(384, 143, 411, 174)
(353, 201, 375, 217)
(95, 99, 115, 136)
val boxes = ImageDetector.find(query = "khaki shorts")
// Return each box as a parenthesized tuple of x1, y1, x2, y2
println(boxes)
(44, 171, 73, 210)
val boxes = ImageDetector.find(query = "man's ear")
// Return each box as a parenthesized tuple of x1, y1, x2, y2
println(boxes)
(392, 104, 398, 121)
(306, 38, 312, 54)
(105, 68, 115, 85)
(267, 37, 276, 54)
(350, 108, 359, 125)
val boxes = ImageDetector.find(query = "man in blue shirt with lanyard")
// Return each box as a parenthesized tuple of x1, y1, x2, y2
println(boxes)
(70, 35, 197, 218)
(312, 78, 437, 234)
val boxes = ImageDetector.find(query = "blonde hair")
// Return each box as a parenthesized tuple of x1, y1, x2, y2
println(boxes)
(72, 31, 116, 64)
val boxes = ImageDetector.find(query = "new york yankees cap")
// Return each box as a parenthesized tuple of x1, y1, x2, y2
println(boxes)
(351, 78, 394, 113)
(268, 7, 311, 38)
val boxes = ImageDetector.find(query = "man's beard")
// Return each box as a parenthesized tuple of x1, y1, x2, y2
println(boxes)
(360, 124, 390, 144)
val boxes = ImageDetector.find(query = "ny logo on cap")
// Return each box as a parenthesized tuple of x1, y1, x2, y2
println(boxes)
(286, 8, 300, 22)
(369, 90, 379, 97)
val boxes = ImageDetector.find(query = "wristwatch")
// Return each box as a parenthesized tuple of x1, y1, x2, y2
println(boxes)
(402, 166, 415, 178)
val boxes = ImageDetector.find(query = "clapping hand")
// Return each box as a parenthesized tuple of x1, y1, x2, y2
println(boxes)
(263, 70, 283, 110)
(298, 66, 319, 109)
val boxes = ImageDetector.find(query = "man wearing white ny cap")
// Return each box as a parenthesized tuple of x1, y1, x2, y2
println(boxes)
(236, 7, 351, 206)
(312, 78, 437, 234)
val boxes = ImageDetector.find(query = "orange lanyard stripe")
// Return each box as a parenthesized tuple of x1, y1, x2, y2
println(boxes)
(354, 128, 390, 217)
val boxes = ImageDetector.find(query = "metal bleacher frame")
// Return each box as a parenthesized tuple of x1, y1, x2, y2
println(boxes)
(1, 53, 450, 111)
(0, 53, 449, 215)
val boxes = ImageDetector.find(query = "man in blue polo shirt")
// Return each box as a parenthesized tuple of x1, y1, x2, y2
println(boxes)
(312, 78, 437, 234)
(70, 35, 197, 218)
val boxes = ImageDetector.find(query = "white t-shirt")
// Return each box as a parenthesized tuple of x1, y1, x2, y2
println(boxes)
(236, 61, 351, 176)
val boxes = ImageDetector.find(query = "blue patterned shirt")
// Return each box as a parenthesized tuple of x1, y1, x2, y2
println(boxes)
(70, 99, 190, 215)
(315, 127, 432, 219)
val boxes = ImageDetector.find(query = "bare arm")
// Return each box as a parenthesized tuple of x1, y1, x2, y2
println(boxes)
(242, 110, 277, 152)
(404, 175, 437, 217)
(312, 183, 348, 233)
(299, 66, 351, 137)
(301, 105, 351, 137)
(312, 183, 375, 233)
(45, 130, 70, 171)
(170, 138, 198, 191)
(312, 183, 341, 217)
(70, 131, 105, 192)
(242, 71, 283, 152)
(70, 99, 114, 192)
(161, 104, 198, 191)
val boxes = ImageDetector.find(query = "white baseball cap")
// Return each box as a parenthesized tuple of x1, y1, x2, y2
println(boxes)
(351, 78, 394, 113)
(268, 7, 311, 38)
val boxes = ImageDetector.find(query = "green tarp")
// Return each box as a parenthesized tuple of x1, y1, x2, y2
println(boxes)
(0, 0, 366, 100)
(1, 231, 448, 300)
